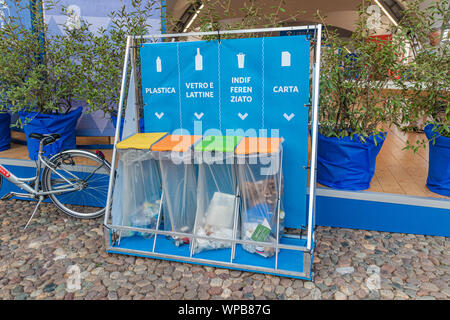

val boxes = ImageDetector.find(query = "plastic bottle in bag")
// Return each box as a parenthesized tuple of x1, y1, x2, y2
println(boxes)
(130, 200, 160, 239)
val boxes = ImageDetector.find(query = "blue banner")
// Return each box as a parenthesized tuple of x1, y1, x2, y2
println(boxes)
(141, 35, 311, 228)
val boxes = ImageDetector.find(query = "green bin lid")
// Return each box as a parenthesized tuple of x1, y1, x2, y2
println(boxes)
(194, 135, 243, 152)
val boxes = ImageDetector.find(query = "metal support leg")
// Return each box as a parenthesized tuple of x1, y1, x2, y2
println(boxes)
(274, 149, 283, 270)
(24, 196, 44, 230)
(230, 158, 240, 262)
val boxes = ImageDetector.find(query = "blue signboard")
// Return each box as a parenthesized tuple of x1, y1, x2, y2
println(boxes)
(141, 35, 311, 228)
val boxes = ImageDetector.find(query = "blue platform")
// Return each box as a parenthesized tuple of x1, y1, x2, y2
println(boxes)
(107, 232, 310, 279)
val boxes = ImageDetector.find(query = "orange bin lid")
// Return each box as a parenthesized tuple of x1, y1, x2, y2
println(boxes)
(234, 137, 282, 155)
(151, 135, 203, 152)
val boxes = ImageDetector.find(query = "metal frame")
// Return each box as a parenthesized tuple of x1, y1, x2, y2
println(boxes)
(103, 25, 323, 279)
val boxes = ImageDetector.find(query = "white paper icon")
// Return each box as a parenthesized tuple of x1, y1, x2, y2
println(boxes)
(195, 48, 203, 71)
(156, 56, 162, 72)
(237, 53, 245, 69)
(281, 51, 291, 67)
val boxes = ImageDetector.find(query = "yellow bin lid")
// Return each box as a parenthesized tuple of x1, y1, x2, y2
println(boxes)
(116, 132, 168, 150)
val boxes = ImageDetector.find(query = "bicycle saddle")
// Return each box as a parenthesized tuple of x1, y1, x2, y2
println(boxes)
(28, 133, 62, 146)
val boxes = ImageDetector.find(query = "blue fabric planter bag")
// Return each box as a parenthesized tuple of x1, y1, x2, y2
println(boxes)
(111, 115, 145, 139)
(424, 124, 450, 197)
(317, 131, 386, 190)
(20, 107, 83, 160)
(0, 112, 11, 151)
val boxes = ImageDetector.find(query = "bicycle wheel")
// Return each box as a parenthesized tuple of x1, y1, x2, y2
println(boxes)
(42, 150, 111, 219)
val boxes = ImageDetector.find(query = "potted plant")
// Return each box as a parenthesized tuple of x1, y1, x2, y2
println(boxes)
(315, 5, 404, 190)
(394, 0, 449, 196)
(0, 0, 92, 160)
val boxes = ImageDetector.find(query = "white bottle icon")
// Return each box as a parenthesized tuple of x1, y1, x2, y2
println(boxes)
(195, 48, 203, 71)
(156, 56, 162, 72)
(281, 51, 291, 67)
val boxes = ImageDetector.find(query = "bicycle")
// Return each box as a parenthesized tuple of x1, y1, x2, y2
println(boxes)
(0, 133, 111, 228)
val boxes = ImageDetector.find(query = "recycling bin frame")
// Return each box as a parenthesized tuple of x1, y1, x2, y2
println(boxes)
(235, 138, 285, 265)
(103, 24, 323, 280)
(190, 136, 242, 259)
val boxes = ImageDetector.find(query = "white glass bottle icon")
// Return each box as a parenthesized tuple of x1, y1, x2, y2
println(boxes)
(281, 51, 291, 67)
(195, 48, 203, 71)
(156, 56, 162, 72)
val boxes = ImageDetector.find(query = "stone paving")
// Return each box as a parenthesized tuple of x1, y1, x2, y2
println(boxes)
(0, 199, 448, 300)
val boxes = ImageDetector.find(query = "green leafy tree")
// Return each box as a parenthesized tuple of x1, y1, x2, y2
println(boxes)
(316, 1, 405, 142)
(167, 0, 303, 39)
(394, 0, 449, 151)
(0, 0, 95, 126)
(79, 0, 164, 118)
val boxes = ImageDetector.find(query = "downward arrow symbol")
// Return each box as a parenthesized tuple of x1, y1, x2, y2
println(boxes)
(155, 112, 164, 119)
(238, 112, 248, 120)
(194, 112, 204, 120)
(283, 113, 295, 121)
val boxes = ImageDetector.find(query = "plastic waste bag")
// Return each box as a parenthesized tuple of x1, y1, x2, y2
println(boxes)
(156, 151, 197, 246)
(119, 149, 161, 238)
(192, 156, 237, 254)
(237, 153, 284, 258)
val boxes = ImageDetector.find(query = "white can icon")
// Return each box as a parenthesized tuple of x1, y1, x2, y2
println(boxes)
(237, 53, 245, 69)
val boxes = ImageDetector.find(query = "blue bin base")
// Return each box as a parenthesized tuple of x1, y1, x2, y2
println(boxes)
(107, 232, 312, 280)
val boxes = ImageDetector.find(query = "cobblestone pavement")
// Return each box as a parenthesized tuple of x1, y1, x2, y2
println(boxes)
(0, 199, 448, 300)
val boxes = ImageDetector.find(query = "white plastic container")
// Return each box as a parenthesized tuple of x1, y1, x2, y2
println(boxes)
(205, 192, 236, 229)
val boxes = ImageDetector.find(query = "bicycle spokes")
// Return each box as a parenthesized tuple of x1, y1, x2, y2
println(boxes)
(43, 151, 111, 218)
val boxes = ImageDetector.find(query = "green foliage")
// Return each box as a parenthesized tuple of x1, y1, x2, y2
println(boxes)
(0, 0, 164, 124)
(316, 1, 404, 142)
(0, 0, 93, 119)
(394, 0, 449, 151)
(167, 0, 303, 40)
(79, 0, 164, 117)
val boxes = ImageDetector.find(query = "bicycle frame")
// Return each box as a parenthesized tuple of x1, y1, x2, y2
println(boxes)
(0, 144, 81, 199)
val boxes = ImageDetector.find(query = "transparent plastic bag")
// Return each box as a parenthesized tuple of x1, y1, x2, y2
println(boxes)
(156, 151, 197, 246)
(119, 149, 161, 238)
(192, 154, 237, 254)
(237, 153, 284, 258)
